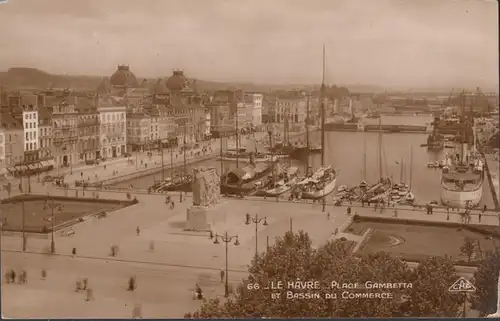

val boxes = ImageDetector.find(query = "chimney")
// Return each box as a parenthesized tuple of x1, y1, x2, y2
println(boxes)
(37, 94, 46, 107)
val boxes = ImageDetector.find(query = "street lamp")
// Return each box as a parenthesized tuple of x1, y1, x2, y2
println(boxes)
(209, 231, 239, 297)
(245, 213, 268, 258)
(43, 197, 64, 253)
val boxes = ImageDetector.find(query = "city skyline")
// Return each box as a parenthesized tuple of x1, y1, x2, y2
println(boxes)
(0, 0, 498, 90)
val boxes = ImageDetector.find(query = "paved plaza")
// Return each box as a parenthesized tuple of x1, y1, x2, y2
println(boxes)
(2, 191, 499, 317)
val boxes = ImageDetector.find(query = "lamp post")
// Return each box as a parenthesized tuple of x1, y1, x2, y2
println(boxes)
(43, 197, 63, 253)
(21, 200, 26, 251)
(245, 213, 268, 258)
(209, 231, 239, 297)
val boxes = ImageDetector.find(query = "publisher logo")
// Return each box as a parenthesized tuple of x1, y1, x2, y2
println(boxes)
(448, 277, 476, 292)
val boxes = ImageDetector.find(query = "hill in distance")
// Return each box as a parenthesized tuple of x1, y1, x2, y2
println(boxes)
(0, 67, 393, 94)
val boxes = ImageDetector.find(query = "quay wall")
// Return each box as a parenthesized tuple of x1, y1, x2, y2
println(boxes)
(96, 129, 314, 187)
(324, 123, 428, 133)
(482, 152, 500, 210)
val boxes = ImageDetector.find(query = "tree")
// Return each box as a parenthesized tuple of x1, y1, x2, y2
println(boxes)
(470, 250, 500, 316)
(186, 231, 463, 318)
(460, 237, 476, 262)
(405, 256, 463, 317)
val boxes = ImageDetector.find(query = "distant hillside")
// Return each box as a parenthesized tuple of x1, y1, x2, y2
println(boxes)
(0, 67, 396, 94)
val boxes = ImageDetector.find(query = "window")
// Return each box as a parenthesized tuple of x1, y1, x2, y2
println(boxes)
(26, 132, 29, 140)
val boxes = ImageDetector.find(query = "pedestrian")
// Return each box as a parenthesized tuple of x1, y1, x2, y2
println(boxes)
(10, 270, 16, 284)
(170, 201, 175, 209)
(41, 269, 47, 280)
(374, 202, 378, 212)
(327, 212, 330, 220)
(393, 209, 398, 217)
(346, 207, 351, 216)
(136, 226, 140, 236)
(483, 204, 487, 213)
(220, 269, 225, 283)
(180, 192, 183, 203)
(446, 212, 450, 221)
(4, 270, 11, 284)
(132, 304, 142, 319)
(83, 278, 88, 290)
(479, 213, 482, 222)
(85, 288, 94, 301)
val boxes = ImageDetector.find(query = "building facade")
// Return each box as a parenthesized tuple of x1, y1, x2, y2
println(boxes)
(243, 93, 263, 127)
(52, 98, 79, 168)
(37, 106, 53, 161)
(98, 97, 127, 158)
(22, 106, 39, 163)
(76, 100, 100, 162)
(126, 112, 151, 151)
(1, 113, 25, 167)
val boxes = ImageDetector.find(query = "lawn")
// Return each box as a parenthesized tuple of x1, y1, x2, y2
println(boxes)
(1, 196, 132, 233)
(352, 221, 500, 264)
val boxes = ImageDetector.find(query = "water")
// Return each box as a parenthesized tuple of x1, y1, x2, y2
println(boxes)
(111, 131, 494, 208)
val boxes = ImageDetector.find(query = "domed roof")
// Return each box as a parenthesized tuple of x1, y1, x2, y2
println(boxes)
(166, 70, 188, 91)
(110, 65, 138, 87)
(96, 77, 111, 94)
(153, 78, 169, 94)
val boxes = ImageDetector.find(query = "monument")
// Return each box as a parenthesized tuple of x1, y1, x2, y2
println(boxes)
(186, 167, 221, 231)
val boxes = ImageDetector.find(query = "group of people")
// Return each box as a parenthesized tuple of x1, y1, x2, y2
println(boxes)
(4, 269, 27, 284)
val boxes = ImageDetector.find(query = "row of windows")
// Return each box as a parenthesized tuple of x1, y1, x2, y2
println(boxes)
(25, 131, 38, 141)
(24, 112, 38, 120)
(101, 112, 126, 122)
(102, 137, 125, 144)
(40, 127, 53, 136)
(25, 142, 37, 150)
(24, 121, 37, 129)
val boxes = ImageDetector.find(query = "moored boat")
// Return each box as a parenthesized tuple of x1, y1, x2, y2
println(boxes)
(221, 163, 273, 196)
(296, 166, 338, 200)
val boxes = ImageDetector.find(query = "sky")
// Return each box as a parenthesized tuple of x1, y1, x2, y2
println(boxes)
(0, 0, 498, 90)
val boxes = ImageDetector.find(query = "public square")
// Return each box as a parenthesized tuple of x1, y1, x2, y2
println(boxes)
(0, 195, 131, 233)
(351, 220, 500, 263)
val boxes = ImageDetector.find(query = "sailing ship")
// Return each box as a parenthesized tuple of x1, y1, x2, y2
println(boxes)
(297, 166, 337, 199)
(263, 164, 300, 197)
(441, 91, 484, 208)
(219, 148, 280, 163)
(361, 118, 392, 203)
(220, 154, 273, 196)
(294, 45, 337, 200)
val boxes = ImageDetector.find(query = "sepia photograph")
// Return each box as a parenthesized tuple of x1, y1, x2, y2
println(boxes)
(0, 0, 499, 318)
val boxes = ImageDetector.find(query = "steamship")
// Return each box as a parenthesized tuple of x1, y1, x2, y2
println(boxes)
(440, 92, 484, 208)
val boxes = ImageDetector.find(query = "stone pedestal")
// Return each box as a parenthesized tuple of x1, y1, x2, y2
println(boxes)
(186, 206, 211, 231)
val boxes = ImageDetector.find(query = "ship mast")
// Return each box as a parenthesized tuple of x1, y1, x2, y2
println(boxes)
(320, 45, 326, 168)
(378, 117, 383, 181)
(409, 145, 413, 190)
(362, 138, 367, 181)
(235, 91, 239, 168)
(305, 94, 310, 175)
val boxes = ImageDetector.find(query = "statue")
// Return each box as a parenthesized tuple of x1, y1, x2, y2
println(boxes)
(192, 167, 220, 207)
